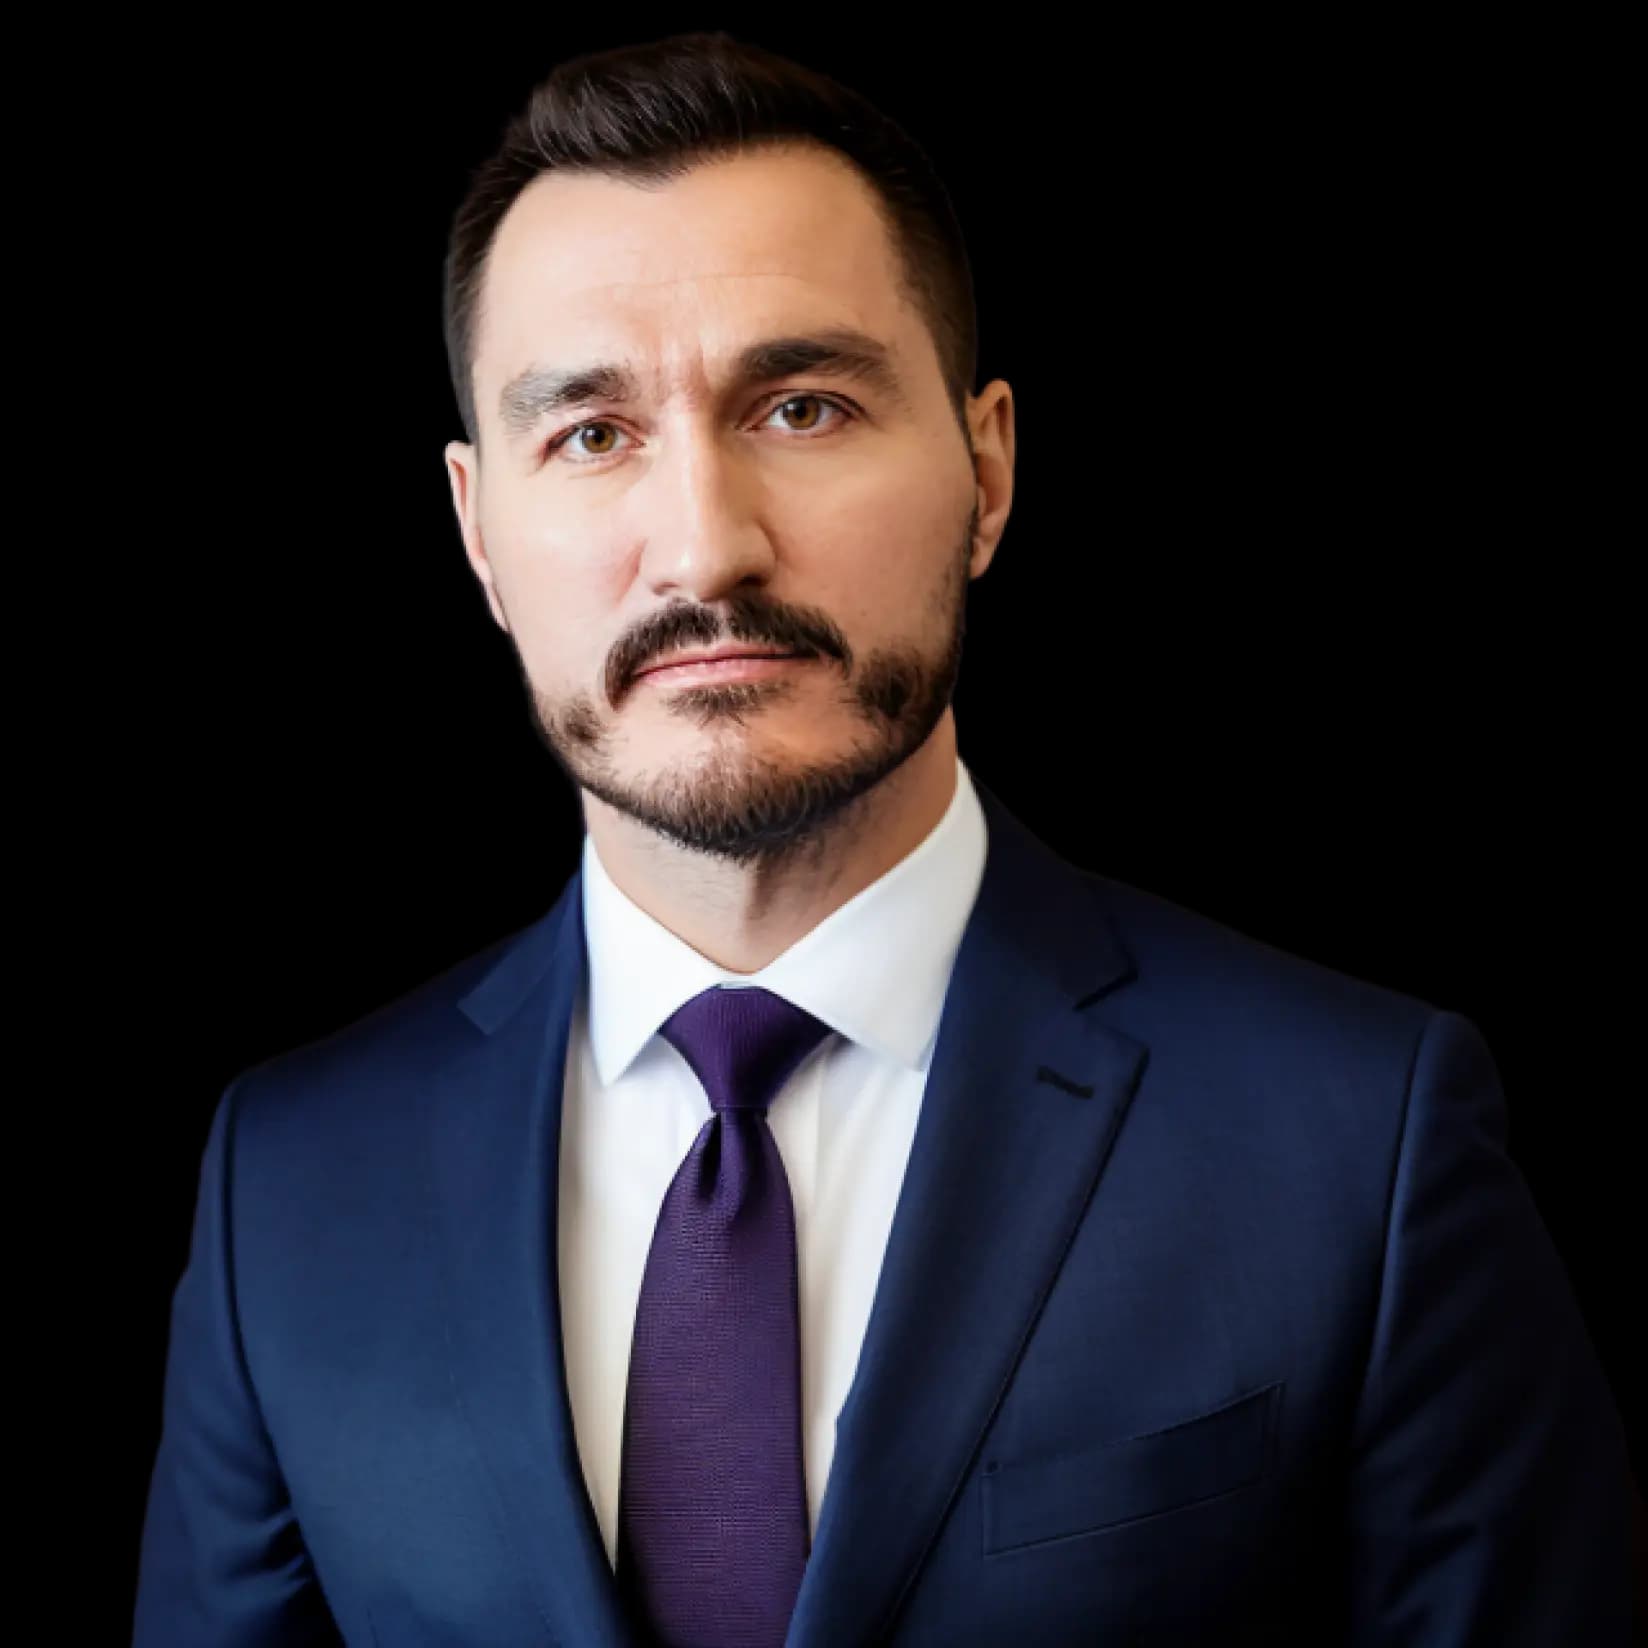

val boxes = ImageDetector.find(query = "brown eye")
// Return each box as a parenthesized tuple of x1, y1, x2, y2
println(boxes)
(546, 420, 630, 462)
(777, 396, 824, 430)
(768, 395, 849, 434)
(574, 423, 619, 455)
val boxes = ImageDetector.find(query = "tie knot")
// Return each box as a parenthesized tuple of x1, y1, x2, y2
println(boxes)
(658, 985, 832, 1114)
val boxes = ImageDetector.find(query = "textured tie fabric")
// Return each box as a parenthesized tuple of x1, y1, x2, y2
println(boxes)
(616, 984, 833, 1648)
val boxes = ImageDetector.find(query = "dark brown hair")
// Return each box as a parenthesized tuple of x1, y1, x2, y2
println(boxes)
(442, 30, 978, 452)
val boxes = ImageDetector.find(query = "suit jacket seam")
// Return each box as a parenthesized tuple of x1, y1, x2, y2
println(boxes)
(1344, 1006, 1437, 1455)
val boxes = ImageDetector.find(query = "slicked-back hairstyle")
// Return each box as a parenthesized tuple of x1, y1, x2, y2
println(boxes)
(442, 30, 978, 455)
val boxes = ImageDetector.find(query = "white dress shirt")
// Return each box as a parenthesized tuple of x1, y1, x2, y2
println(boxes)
(556, 753, 990, 1570)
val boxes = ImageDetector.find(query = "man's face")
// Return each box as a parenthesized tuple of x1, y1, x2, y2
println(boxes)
(445, 141, 1012, 866)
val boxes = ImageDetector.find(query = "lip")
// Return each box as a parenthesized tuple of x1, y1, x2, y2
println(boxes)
(636, 649, 812, 686)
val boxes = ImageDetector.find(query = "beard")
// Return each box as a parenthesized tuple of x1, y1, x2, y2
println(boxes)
(508, 499, 977, 869)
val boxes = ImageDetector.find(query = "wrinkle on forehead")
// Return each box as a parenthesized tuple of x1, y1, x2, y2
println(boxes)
(475, 148, 916, 418)
(561, 270, 833, 296)
(484, 270, 910, 417)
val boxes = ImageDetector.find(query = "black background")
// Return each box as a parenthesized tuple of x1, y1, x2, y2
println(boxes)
(80, 13, 1638, 1632)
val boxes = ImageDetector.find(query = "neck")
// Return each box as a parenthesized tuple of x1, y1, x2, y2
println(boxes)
(582, 714, 960, 974)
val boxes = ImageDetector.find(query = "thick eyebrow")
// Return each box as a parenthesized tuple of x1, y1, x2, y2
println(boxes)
(496, 327, 911, 444)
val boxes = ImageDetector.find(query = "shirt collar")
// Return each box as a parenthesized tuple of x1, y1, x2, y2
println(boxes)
(581, 754, 989, 1086)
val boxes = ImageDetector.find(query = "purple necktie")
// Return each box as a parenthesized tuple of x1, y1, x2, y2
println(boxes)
(616, 984, 832, 1648)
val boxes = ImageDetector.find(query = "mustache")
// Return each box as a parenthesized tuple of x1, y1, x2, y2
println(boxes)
(608, 593, 849, 705)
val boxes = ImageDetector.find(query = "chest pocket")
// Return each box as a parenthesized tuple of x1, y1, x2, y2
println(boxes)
(981, 1380, 1282, 1556)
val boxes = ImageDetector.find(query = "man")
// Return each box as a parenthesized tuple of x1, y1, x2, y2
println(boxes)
(134, 29, 1639, 1647)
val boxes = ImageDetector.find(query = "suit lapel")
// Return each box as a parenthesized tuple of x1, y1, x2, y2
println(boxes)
(423, 873, 637, 1647)
(422, 775, 1146, 1648)
(785, 778, 1146, 1646)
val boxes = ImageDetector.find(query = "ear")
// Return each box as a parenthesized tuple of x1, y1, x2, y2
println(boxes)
(965, 379, 1016, 580)
(444, 439, 510, 633)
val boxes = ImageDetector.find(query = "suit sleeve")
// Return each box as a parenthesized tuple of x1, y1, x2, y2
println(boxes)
(133, 1075, 344, 1647)
(1343, 1008, 1640, 1645)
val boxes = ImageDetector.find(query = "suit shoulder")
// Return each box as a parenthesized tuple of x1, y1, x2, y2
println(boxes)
(227, 895, 563, 1117)
(1080, 866, 1443, 1073)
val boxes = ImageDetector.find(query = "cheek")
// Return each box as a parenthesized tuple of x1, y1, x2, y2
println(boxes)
(502, 573, 609, 694)
(486, 521, 619, 676)
(822, 516, 957, 636)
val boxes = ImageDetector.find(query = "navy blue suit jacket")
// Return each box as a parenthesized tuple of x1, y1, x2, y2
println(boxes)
(135, 776, 1638, 1644)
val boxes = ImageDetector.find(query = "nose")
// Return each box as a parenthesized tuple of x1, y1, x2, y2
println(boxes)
(634, 417, 779, 603)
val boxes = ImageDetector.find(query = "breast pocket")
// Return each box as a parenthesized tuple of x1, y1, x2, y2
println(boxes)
(981, 1380, 1282, 1557)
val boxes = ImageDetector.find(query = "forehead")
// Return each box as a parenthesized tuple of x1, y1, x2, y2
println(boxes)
(474, 144, 917, 408)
